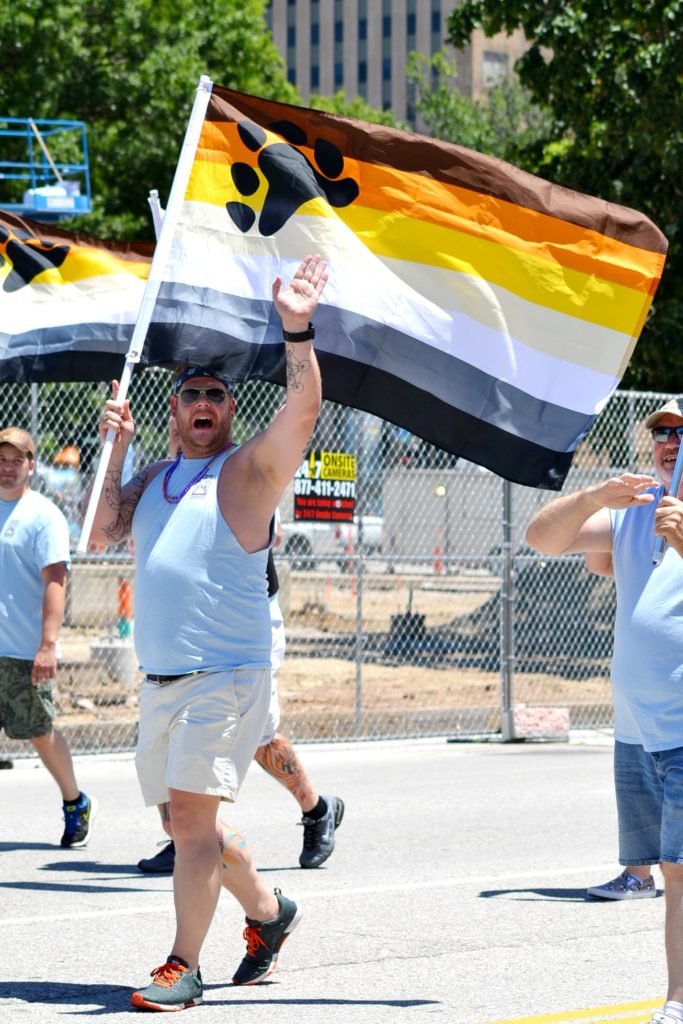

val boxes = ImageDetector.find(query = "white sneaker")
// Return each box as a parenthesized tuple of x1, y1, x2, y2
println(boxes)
(648, 1011, 683, 1024)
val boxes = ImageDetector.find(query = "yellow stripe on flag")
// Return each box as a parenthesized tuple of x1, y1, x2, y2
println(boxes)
(182, 163, 650, 338)
(191, 120, 663, 294)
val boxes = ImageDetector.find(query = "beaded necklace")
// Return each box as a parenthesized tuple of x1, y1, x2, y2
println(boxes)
(162, 441, 236, 504)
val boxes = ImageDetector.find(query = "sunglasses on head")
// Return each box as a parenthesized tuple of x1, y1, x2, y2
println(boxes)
(652, 426, 683, 443)
(177, 387, 229, 406)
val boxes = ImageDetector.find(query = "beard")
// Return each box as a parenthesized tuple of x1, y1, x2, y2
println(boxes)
(175, 414, 232, 457)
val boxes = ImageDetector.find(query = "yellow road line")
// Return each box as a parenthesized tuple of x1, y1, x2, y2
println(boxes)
(482, 999, 662, 1024)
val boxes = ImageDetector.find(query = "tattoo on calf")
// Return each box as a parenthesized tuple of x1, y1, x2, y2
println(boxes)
(256, 736, 307, 799)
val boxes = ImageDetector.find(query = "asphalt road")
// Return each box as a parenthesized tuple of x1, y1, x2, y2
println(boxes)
(0, 734, 665, 1023)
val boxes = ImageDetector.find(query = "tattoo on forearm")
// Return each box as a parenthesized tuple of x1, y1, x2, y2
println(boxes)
(102, 468, 146, 542)
(285, 345, 309, 393)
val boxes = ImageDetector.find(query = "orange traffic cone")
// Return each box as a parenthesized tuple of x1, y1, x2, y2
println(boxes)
(117, 576, 133, 638)
(433, 529, 444, 575)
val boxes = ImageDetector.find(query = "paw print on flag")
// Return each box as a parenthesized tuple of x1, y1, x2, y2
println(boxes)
(0, 224, 69, 292)
(226, 119, 359, 236)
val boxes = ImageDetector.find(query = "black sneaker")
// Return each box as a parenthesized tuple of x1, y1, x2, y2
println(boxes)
(61, 793, 97, 849)
(299, 795, 344, 869)
(138, 840, 176, 875)
(232, 889, 302, 985)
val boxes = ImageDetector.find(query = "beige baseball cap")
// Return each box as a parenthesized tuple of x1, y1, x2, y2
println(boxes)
(644, 397, 683, 430)
(0, 427, 36, 458)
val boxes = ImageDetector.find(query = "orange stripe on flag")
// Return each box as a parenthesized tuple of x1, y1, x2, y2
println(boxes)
(192, 119, 662, 296)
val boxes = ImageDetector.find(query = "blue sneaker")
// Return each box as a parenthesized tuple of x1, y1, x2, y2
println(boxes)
(61, 793, 97, 849)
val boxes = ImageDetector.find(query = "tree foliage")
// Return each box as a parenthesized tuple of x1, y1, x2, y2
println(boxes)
(406, 51, 552, 163)
(447, 0, 683, 390)
(0, 0, 297, 239)
(309, 91, 405, 129)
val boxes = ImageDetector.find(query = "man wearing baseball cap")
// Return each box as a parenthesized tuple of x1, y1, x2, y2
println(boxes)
(525, 397, 683, 1024)
(0, 427, 96, 848)
(88, 254, 328, 1011)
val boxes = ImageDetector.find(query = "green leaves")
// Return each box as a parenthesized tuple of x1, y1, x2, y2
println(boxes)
(405, 51, 553, 169)
(0, 0, 295, 239)
(447, 0, 683, 389)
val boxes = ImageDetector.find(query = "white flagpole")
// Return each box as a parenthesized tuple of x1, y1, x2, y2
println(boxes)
(147, 189, 165, 239)
(77, 74, 213, 554)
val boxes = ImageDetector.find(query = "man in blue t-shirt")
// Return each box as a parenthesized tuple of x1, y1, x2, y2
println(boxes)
(525, 397, 683, 1024)
(0, 426, 96, 848)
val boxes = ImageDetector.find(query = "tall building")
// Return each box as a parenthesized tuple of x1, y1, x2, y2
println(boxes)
(265, 0, 528, 126)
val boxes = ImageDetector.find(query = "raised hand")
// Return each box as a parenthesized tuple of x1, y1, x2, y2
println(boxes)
(272, 254, 329, 331)
(591, 473, 659, 510)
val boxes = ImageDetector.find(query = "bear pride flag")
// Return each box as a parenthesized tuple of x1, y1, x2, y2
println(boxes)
(144, 86, 667, 489)
(0, 84, 668, 488)
(0, 211, 152, 381)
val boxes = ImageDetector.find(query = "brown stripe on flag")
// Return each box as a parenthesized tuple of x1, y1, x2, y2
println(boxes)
(208, 86, 667, 256)
(0, 211, 153, 263)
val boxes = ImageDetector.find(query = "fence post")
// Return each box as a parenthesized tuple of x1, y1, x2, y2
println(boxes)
(354, 411, 365, 737)
(500, 479, 516, 740)
(30, 383, 40, 437)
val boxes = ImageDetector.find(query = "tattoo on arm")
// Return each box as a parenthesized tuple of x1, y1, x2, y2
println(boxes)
(102, 468, 146, 543)
(285, 345, 309, 394)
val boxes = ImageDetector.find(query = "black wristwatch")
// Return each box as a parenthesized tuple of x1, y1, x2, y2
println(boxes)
(282, 322, 315, 343)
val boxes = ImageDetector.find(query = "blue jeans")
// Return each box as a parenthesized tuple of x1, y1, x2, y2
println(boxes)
(615, 739, 683, 865)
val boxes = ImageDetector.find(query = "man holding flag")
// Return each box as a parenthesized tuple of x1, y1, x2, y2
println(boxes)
(525, 398, 683, 1024)
(88, 254, 327, 1012)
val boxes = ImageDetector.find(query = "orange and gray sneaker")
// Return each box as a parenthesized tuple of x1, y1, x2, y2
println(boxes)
(232, 889, 302, 985)
(131, 956, 202, 1011)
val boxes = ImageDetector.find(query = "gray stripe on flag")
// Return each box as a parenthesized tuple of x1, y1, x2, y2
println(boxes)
(0, 324, 135, 359)
(153, 283, 592, 453)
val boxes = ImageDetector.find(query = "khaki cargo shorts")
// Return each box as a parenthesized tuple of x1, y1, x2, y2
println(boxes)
(0, 657, 55, 739)
(135, 665, 271, 806)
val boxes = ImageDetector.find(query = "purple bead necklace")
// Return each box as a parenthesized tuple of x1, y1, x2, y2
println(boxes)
(162, 440, 236, 504)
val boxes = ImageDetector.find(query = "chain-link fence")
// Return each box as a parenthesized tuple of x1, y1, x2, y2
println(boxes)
(0, 378, 667, 754)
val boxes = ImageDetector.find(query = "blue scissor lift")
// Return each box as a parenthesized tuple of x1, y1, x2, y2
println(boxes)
(0, 117, 92, 221)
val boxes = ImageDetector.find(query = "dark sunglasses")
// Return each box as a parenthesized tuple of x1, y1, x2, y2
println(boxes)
(652, 426, 683, 443)
(178, 387, 229, 406)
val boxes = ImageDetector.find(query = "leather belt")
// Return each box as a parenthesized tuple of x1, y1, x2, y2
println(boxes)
(145, 670, 204, 684)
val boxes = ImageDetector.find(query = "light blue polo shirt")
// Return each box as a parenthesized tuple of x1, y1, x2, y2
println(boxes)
(611, 484, 683, 751)
(0, 490, 71, 660)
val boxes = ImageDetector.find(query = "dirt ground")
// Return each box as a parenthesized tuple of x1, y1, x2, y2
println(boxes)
(5, 567, 611, 750)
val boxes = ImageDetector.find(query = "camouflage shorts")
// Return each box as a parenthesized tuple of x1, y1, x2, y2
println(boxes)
(0, 657, 55, 739)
